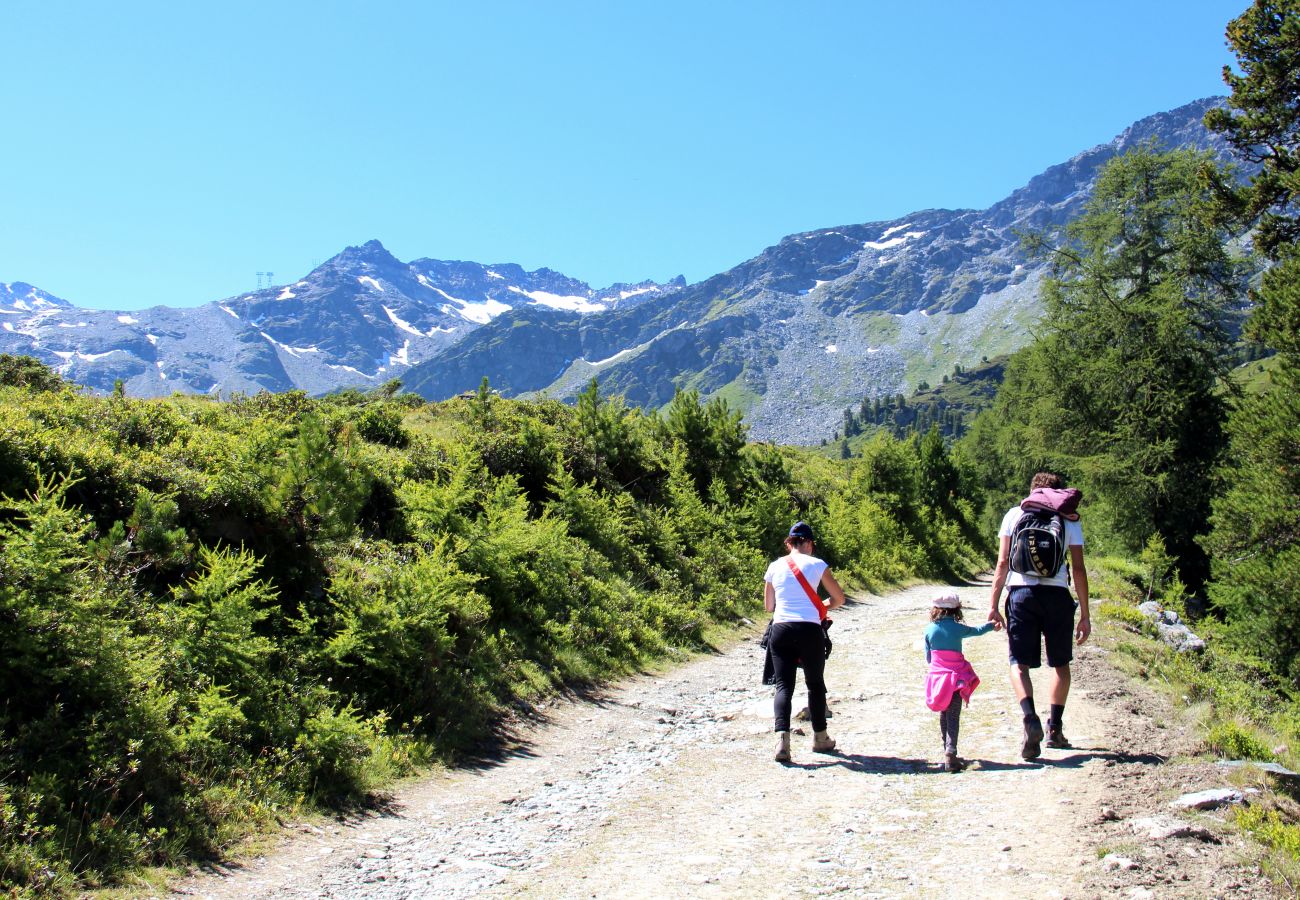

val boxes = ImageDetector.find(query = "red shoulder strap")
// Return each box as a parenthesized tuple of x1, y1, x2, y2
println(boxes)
(786, 555, 828, 621)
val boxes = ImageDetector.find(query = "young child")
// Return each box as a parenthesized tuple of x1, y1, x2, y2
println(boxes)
(924, 592, 996, 772)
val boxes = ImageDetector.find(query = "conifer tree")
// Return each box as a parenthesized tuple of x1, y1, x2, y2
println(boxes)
(981, 146, 1245, 585)
(1202, 0, 1300, 678)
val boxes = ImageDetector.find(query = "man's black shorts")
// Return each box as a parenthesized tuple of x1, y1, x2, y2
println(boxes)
(1006, 585, 1076, 668)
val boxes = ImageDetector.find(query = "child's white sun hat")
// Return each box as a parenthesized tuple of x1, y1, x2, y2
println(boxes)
(933, 593, 961, 609)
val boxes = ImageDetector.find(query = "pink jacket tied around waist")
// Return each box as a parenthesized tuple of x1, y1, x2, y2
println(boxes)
(925, 649, 981, 712)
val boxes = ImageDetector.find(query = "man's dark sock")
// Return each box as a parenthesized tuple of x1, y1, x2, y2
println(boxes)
(1049, 704, 1065, 727)
(1019, 698, 1037, 720)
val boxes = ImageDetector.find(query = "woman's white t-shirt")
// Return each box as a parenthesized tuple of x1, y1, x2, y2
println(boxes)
(764, 551, 828, 623)
(998, 506, 1084, 588)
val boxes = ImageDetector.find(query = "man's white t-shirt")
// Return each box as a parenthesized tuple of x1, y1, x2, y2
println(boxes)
(764, 551, 828, 623)
(999, 505, 1084, 588)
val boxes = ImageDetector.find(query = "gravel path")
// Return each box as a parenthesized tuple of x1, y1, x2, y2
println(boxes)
(169, 582, 1281, 899)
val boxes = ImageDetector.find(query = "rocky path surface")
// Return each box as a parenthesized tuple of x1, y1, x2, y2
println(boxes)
(169, 583, 1280, 899)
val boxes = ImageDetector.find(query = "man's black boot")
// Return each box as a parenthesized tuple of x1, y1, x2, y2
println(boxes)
(1021, 715, 1044, 760)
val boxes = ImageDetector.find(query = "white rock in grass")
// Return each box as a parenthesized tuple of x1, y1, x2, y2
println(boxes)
(1129, 816, 1217, 842)
(1100, 854, 1138, 871)
(1170, 788, 1245, 810)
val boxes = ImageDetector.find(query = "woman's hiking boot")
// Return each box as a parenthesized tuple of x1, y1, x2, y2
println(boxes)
(944, 752, 967, 773)
(812, 730, 837, 753)
(1046, 721, 1071, 749)
(775, 731, 792, 763)
(1021, 715, 1044, 760)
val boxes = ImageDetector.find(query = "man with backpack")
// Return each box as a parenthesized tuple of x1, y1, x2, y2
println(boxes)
(988, 472, 1089, 759)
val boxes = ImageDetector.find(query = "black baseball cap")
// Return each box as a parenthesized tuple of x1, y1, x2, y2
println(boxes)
(788, 521, 814, 541)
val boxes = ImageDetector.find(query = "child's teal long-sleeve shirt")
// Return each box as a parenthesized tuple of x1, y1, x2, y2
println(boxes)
(924, 618, 994, 663)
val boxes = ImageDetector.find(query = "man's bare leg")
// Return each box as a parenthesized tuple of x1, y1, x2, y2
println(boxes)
(1010, 663, 1034, 701)
(1049, 664, 1071, 705)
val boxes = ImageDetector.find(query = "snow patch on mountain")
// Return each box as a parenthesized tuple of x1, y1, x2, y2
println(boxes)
(390, 340, 411, 367)
(508, 285, 605, 313)
(383, 305, 424, 337)
(327, 363, 376, 378)
(438, 295, 510, 325)
(261, 332, 320, 358)
(589, 346, 638, 367)
(864, 230, 926, 250)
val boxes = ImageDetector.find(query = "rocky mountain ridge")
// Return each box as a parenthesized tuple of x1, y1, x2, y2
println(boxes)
(0, 242, 679, 397)
(2, 98, 1233, 443)
(402, 97, 1235, 442)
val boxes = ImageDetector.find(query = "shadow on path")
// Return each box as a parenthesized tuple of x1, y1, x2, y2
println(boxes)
(782, 752, 936, 774)
(966, 758, 1046, 772)
(1035, 748, 1166, 768)
(777, 746, 1164, 775)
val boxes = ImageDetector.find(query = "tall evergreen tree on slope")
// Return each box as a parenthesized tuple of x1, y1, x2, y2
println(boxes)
(1203, 0, 1300, 680)
(965, 146, 1244, 586)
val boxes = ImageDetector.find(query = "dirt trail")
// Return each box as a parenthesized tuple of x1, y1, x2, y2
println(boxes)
(169, 583, 1279, 899)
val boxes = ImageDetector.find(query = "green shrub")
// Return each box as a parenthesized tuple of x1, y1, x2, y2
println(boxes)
(353, 404, 409, 448)
(1206, 720, 1275, 761)
(0, 354, 65, 392)
(1086, 555, 1147, 604)
(290, 704, 380, 802)
(1235, 805, 1300, 860)
(1095, 600, 1151, 633)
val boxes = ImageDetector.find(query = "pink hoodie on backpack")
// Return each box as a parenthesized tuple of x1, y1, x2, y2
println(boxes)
(1021, 487, 1083, 521)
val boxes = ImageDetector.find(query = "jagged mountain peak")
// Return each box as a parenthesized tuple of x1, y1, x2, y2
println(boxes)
(1, 282, 72, 312)
(318, 239, 405, 273)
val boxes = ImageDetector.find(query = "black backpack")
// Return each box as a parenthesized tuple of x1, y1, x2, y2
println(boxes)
(1009, 509, 1067, 577)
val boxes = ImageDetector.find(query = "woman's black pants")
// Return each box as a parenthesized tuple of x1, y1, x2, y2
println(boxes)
(769, 621, 827, 733)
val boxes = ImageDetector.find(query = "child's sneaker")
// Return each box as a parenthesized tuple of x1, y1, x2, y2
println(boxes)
(944, 752, 967, 773)
(1021, 715, 1044, 760)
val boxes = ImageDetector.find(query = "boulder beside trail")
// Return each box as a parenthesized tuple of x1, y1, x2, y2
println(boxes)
(1170, 789, 1245, 811)
(1137, 602, 1206, 653)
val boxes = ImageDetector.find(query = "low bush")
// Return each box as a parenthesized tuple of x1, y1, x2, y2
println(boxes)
(1094, 600, 1151, 634)
(1235, 801, 1300, 886)
(1206, 720, 1276, 761)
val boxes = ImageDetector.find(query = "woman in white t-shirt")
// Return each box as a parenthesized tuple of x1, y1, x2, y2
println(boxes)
(763, 521, 847, 763)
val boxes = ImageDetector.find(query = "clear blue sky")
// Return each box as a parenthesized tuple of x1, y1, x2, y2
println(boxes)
(3, 1, 1246, 311)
